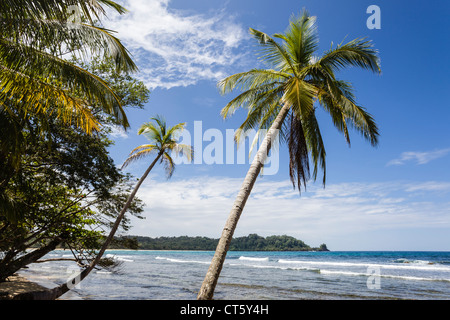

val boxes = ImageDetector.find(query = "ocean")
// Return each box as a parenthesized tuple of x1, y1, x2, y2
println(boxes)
(19, 250, 450, 300)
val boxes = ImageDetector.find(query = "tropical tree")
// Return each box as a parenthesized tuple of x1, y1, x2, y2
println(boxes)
(0, 0, 137, 136)
(197, 11, 381, 300)
(92, 115, 193, 269)
(44, 115, 193, 299)
(0, 0, 137, 221)
(0, 55, 149, 286)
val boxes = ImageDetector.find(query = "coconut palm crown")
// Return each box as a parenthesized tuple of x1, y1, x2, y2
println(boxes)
(220, 11, 380, 190)
(122, 115, 193, 177)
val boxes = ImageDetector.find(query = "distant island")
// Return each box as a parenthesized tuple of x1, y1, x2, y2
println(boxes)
(109, 233, 329, 251)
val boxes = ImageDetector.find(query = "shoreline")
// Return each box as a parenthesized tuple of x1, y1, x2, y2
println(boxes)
(0, 273, 50, 300)
(2, 250, 448, 300)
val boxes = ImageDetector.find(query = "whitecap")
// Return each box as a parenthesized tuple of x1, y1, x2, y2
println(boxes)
(105, 254, 133, 262)
(238, 256, 269, 262)
(96, 271, 112, 274)
(155, 256, 209, 264)
(319, 269, 450, 282)
(229, 263, 320, 273)
(394, 258, 433, 265)
(278, 259, 450, 272)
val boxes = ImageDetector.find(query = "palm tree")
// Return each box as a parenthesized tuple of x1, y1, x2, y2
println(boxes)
(197, 11, 381, 300)
(46, 115, 193, 299)
(1, 0, 137, 222)
(0, 0, 137, 135)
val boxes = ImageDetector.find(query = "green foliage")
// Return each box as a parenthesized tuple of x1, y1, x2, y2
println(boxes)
(230, 234, 313, 251)
(0, 55, 149, 280)
(113, 234, 328, 251)
(122, 115, 193, 178)
(219, 10, 381, 191)
(0, 118, 145, 278)
(0, 0, 137, 135)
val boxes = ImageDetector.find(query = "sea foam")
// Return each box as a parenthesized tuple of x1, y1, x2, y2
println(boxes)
(105, 254, 134, 262)
(277, 259, 450, 272)
(319, 269, 450, 282)
(155, 256, 209, 264)
(238, 256, 269, 262)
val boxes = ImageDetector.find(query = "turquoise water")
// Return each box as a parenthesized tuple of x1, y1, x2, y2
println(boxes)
(20, 250, 450, 300)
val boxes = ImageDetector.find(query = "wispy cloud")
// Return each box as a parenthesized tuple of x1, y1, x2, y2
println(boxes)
(105, 0, 247, 89)
(387, 148, 450, 166)
(107, 124, 129, 139)
(126, 177, 450, 249)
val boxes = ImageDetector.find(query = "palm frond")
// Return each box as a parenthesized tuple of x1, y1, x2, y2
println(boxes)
(236, 100, 281, 140)
(0, 38, 128, 127)
(317, 85, 351, 145)
(0, 0, 126, 24)
(165, 122, 187, 143)
(233, 89, 284, 145)
(249, 28, 298, 76)
(1, 16, 137, 73)
(302, 109, 326, 185)
(0, 64, 102, 133)
(218, 68, 287, 121)
(288, 112, 310, 191)
(161, 151, 175, 178)
(172, 143, 194, 163)
(319, 38, 381, 74)
(0, 0, 137, 136)
(81, 24, 137, 73)
(138, 122, 163, 145)
(218, 69, 289, 96)
(276, 11, 319, 69)
(220, 82, 284, 120)
(318, 80, 379, 147)
(121, 145, 158, 169)
(282, 77, 317, 117)
(150, 115, 167, 138)
(339, 98, 379, 147)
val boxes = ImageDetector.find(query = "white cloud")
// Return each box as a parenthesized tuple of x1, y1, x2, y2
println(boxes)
(387, 148, 450, 166)
(107, 124, 129, 139)
(126, 176, 450, 249)
(404, 181, 450, 193)
(105, 0, 247, 89)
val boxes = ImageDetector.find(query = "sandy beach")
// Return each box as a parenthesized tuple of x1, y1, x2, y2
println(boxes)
(0, 274, 50, 300)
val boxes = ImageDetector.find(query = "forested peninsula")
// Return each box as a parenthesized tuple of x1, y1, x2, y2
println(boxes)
(110, 234, 329, 251)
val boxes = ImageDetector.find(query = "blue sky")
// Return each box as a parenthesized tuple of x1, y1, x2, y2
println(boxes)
(102, 0, 450, 251)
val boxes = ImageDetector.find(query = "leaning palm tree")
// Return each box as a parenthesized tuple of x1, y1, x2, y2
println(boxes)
(0, 0, 137, 135)
(46, 115, 193, 299)
(197, 11, 381, 300)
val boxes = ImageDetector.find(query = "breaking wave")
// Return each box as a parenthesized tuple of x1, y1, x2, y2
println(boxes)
(238, 256, 269, 262)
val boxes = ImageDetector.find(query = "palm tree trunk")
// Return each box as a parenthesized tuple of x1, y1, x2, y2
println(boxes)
(197, 104, 291, 300)
(46, 152, 163, 300)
